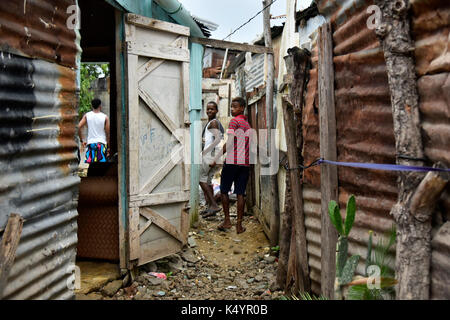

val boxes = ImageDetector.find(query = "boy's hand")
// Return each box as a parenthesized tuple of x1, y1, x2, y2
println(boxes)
(82, 141, 87, 148)
(209, 161, 216, 168)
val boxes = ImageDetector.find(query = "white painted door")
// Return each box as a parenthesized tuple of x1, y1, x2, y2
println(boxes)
(124, 13, 190, 266)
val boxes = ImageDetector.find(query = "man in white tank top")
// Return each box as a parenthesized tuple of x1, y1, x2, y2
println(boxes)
(200, 101, 224, 217)
(78, 98, 110, 163)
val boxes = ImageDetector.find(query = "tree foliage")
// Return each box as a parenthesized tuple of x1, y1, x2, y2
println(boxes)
(79, 63, 109, 119)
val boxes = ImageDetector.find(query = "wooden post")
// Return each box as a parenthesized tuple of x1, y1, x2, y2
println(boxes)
(115, 9, 128, 272)
(277, 169, 292, 290)
(280, 47, 312, 293)
(263, 0, 280, 247)
(0, 214, 24, 299)
(282, 96, 310, 293)
(318, 22, 339, 300)
(374, 0, 449, 299)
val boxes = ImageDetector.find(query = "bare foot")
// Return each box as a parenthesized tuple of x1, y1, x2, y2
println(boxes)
(236, 224, 246, 234)
(217, 221, 232, 231)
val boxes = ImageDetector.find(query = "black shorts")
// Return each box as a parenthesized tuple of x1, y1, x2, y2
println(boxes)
(220, 163, 250, 195)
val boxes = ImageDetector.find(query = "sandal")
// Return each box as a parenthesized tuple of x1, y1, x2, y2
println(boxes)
(203, 207, 221, 218)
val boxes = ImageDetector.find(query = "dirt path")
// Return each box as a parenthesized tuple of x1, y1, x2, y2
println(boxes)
(76, 204, 284, 300)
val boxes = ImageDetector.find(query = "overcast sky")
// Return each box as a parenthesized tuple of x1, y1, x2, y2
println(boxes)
(179, 0, 288, 43)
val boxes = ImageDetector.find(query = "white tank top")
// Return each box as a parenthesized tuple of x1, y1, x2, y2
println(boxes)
(86, 111, 107, 145)
(204, 119, 222, 157)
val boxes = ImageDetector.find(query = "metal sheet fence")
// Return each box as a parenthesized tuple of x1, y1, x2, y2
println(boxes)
(301, 0, 449, 297)
(412, 0, 450, 300)
(0, 51, 79, 299)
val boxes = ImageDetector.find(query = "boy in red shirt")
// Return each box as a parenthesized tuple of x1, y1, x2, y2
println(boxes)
(211, 97, 251, 234)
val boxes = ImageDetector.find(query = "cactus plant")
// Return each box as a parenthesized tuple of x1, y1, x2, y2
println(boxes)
(328, 195, 360, 299)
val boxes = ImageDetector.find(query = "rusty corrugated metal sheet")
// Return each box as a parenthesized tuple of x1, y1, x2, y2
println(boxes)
(301, 0, 449, 297)
(412, 0, 450, 300)
(0, 49, 79, 299)
(301, 0, 398, 295)
(0, 0, 79, 68)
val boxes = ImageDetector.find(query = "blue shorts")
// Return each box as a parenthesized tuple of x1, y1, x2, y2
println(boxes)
(220, 163, 250, 195)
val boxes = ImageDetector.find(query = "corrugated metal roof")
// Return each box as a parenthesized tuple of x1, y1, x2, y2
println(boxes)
(0, 0, 80, 68)
(0, 50, 79, 299)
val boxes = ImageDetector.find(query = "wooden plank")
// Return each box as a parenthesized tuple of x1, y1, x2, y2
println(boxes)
(282, 97, 310, 292)
(181, 61, 190, 191)
(138, 58, 165, 82)
(141, 208, 184, 243)
(139, 219, 153, 236)
(182, 62, 190, 125)
(140, 146, 183, 194)
(180, 205, 190, 245)
(137, 36, 187, 82)
(252, 205, 271, 239)
(138, 237, 182, 266)
(0, 213, 23, 299)
(115, 9, 127, 270)
(126, 13, 190, 37)
(124, 21, 136, 42)
(190, 37, 273, 54)
(263, 0, 279, 248)
(127, 41, 190, 62)
(129, 208, 140, 261)
(129, 191, 190, 207)
(318, 22, 339, 299)
(126, 53, 139, 196)
(138, 87, 179, 135)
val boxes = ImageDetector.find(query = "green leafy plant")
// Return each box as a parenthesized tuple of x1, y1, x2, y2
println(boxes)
(328, 195, 360, 299)
(79, 63, 109, 119)
(347, 226, 397, 300)
(271, 245, 280, 252)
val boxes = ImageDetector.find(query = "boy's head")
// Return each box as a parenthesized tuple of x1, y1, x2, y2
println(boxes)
(91, 98, 102, 110)
(206, 101, 218, 119)
(231, 97, 246, 117)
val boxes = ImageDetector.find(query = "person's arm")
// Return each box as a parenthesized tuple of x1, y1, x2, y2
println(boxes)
(78, 115, 87, 147)
(105, 115, 111, 156)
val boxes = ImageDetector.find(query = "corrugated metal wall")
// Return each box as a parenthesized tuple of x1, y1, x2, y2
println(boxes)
(0, 0, 80, 299)
(411, 0, 450, 299)
(244, 54, 266, 93)
(301, 0, 449, 297)
(303, 0, 397, 295)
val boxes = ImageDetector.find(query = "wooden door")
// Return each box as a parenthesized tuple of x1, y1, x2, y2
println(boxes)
(124, 14, 190, 266)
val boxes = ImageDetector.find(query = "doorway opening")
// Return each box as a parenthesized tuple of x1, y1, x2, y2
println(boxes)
(75, 0, 121, 295)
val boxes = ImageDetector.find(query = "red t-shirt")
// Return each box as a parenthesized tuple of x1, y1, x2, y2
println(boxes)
(225, 114, 251, 166)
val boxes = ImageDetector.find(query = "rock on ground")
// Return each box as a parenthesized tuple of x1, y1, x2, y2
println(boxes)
(77, 204, 285, 300)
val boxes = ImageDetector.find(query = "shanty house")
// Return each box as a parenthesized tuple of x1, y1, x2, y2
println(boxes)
(0, 0, 210, 299)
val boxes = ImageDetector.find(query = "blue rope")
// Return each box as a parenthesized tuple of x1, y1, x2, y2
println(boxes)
(285, 158, 450, 173)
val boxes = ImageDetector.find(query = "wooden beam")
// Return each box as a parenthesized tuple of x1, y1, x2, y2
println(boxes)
(141, 208, 184, 243)
(129, 191, 190, 207)
(115, 9, 128, 271)
(190, 37, 273, 54)
(318, 22, 339, 300)
(126, 13, 190, 36)
(127, 41, 190, 62)
(0, 213, 24, 299)
(282, 97, 310, 293)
